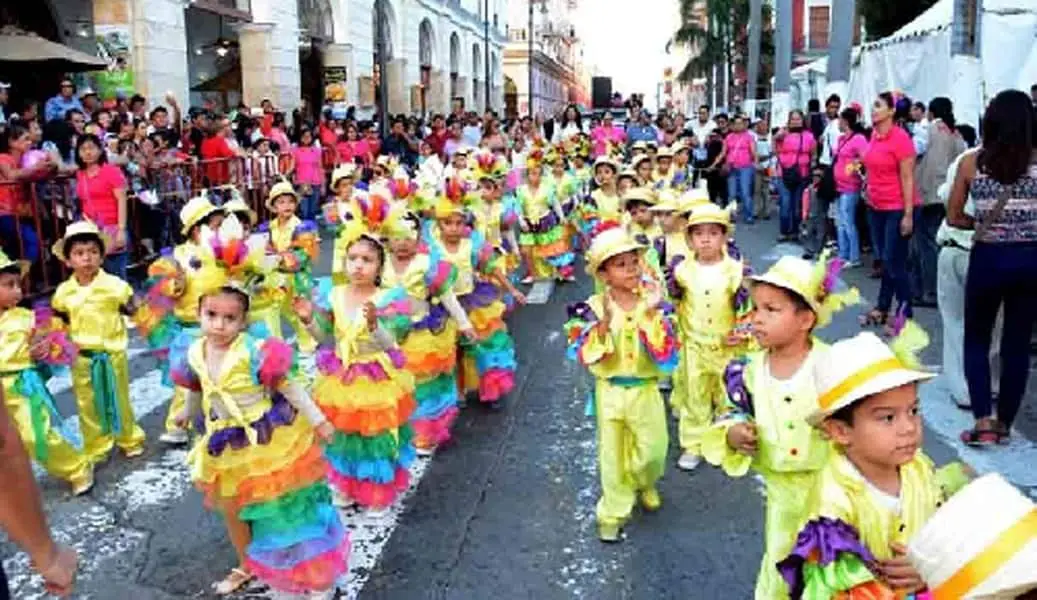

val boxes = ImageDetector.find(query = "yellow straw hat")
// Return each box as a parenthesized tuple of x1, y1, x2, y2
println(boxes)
(330, 163, 358, 189)
(222, 192, 257, 227)
(52, 220, 111, 262)
(656, 146, 675, 159)
(680, 187, 711, 213)
(585, 225, 645, 277)
(621, 186, 657, 209)
(631, 155, 652, 171)
(179, 193, 223, 236)
(0, 249, 30, 276)
(687, 203, 731, 229)
(747, 251, 861, 327)
(908, 473, 1037, 600)
(649, 188, 681, 212)
(593, 155, 619, 173)
(617, 168, 638, 183)
(671, 140, 690, 155)
(631, 141, 649, 152)
(265, 180, 299, 211)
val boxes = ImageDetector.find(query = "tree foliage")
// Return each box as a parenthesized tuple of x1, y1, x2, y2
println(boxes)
(858, 0, 939, 40)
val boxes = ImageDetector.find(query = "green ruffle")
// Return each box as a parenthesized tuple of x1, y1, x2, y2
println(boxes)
(240, 482, 331, 527)
(326, 425, 414, 461)
(800, 553, 877, 600)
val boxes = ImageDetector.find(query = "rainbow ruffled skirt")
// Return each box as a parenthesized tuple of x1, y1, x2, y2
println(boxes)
(403, 303, 461, 450)
(458, 281, 516, 403)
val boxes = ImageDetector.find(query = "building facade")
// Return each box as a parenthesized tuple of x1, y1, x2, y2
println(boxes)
(2, 0, 506, 118)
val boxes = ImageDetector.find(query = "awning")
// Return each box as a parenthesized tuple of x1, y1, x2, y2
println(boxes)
(0, 27, 106, 71)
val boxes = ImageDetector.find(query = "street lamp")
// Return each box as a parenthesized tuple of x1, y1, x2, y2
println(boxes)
(375, 0, 389, 138)
(527, 0, 547, 118)
(484, 0, 491, 112)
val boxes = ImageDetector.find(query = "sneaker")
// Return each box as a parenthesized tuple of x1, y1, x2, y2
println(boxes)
(677, 452, 702, 471)
(123, 446, 145, 458)
(597, 522, 622, 543)
(71, 470, 95, 496)
(158, 430, 189, 445)
(639, 487, 662, 512)
(845, 260, 862, 269)
(415, 445, 435, 457)
(365, 506, 391, 520)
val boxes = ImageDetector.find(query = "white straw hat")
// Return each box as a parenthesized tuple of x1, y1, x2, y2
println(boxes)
(908, 473, 1037, 599)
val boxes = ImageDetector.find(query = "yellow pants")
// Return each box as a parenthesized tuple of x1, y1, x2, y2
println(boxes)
(72, 351, 146, 462)
(594, 378, 668, 528)
(677, 343, 731, 455)
(2, 373, 92, 487)
(755, 470, 817, 600)
(164, 385, 189, 435)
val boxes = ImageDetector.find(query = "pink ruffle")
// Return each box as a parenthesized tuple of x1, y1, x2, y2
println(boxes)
(479, 369, 514, 403)
(412, 407, 460, 448)
(245, 539, 350, 593)
(326, 466, 410, 509)
(257, 338, 294, 387)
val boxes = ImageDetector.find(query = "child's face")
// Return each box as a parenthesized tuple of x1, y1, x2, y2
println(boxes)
(67, 240, 102, 277)
(599, 250, 642, 293)
(373, 166, 388, 179)
(573, 156, 585, 168)
(335, 179, 354, 196)
(595, 166, 614, 186)
(690, 223, 726, 261)
(824, 383, 923, 470)
(452, 154, 467, 169)
(675, 151, 689, 166)
(618, 178, 634, 193)
(480, 180, 495, 201)
(346, 238, 382, 285)
(749, 283, 816, 350)
(636, 162, 652, 180)
(439, 214, 466, 242)
(199, 292, 247, 348)
(256, 141, 271, 154)
(527, 167, 541, 185)
(389, 235, 419, 258)
(0, 272, 23, 309)
(551, 162, 564, 175)
(657, 157, 672, 171)
(273, 195, 297, 218)
(627, 203, 653, 227)
(658, 211, 679, 233)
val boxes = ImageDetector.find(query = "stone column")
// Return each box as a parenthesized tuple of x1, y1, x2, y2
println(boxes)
(428, 70, 446, 114)
(323, 42, 356, 106)
(386, 58, 407, 115)
(103, 0, 188, 108)
(456, 76, 470, 112)
(237, 23, 276, 107)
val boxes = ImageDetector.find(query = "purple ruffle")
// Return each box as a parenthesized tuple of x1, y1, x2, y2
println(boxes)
(458, 281, 501, 312)
(205, 393, 298, 457)
(529, 211, 562, 234)
(411, 302, 449, 334)
(723, 356, 754, 416)
(566, 301, 595, 322)
(666, 255, 686, 299)
(776, 517, 877, 600)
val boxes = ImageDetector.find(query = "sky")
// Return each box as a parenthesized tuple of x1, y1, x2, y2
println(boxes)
(576, 0, 676, 106)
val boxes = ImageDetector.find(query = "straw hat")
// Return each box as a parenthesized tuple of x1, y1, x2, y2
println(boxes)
(330, 163, 358, 189)
(585, 225, 645, 276)
(656, 146, 675, 159)
(687, 203, 731, 229)
(265, 180, 299, 211)
(809, 331, 935, 424)
(631, 141, 649, 152)
(681, 186, 711, 212)
(617, 168, 638, 183)
(0, 250, 29, 277)
(908, 473, 1037, 600)
(593, 155, 619, 173)
(222, 196, 257, 227)
(52, 220, 111, 262)
(671, 141, 690, 155)
(747, 252, 861, 328)
(621, 186, 657, 209)
(180, 194, 224, 235)
(631, 155, 652, 171)
(650, 189, 681, 212)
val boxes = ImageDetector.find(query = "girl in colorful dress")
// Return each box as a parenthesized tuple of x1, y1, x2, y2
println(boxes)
(433, 182, 524, 408)
(260, 180, 320, 353)
(517, 156, 574, 283)
(0, 252, 93, 494)
(667, 204, 752, 472)
(472, 152, 522, 312)
(546, 149, 581, 254)
(564, 224, 679, 542)
(581, 156, 622, 239)
(700, 253, 859, 599)
(778, 322, 972, 599)
(323, 164, 361, 282)
(221, 195, 284, 335)
(297, 196, 417, 514)
(170, 282, 348, 596)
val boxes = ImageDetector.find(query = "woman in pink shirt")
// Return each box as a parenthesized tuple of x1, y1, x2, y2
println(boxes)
(773, 110, 817, 240)
(287, 127, 324, 219)
(860, 91, 921, 326)
(590, 114, 625, 157)
(710, 114, 757, 222)
(832, 104, 869, 265)
(75, 133, 130, 277)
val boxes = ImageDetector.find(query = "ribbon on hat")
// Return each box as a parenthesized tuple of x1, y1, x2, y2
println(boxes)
(931, 509, 1037, 600)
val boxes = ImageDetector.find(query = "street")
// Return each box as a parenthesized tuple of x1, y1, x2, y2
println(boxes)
(4, 219, 1037, 600)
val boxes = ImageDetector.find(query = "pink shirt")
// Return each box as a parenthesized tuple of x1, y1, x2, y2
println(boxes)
(292, 145, 324, 185)
(724, 131, 754, 169)
(863, 125, 921, 211)
(591, 126, 626, 157)
(76, 164, 126, 227)
(776, 130, 816, 176)
(833, 132, 868, 193)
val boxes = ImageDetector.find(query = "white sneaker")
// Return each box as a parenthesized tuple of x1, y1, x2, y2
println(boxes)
(331, 490, 352, 508)
(415, 446, 435, 457)
(677, 453, 702, 471)
(158, 430, 190, 445)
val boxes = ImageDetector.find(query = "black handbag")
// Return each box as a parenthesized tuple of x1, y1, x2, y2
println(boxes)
(781, 132, 806, 190)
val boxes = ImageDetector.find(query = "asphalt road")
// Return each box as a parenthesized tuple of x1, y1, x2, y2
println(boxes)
(3, 217, 1036, 600)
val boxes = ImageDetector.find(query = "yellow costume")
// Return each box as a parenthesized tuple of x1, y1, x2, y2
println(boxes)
(264, 213, 319, 352)
(517, 177, 573, 280)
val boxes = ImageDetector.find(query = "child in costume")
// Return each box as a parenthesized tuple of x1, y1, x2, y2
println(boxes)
(668, 204, 752, 471)
(170, 283, 348, 595)
(623, 186, 662, 245)
(670, 142, 693, 191)
(778, 323, 972, 599)
(0, 252, 93, 495)
(324, 164, 361, 282)
(383, 211, 475, 455)
(433, 181, 524, 408)
(545, 149, 580, 253)
(649, 188, 693, 271)
(260, 180, 320, 353)
(471, 152, 522, 312)
(632, 155, 653, 187)
(138, 195, 226, 445)
(700, 253, 859, 599)
(653, 147, 674, 186)
(221, 195, 284, 334)
(51, 221, 146, 464)
(298, 196, 417, 513)
(517, 156, 574, 284)
(564, 224, 679, 542)
(617, 168, 638, 196)
(582, 156, 622, 239)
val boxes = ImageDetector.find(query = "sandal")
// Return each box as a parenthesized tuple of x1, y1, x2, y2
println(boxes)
(960, 423, 1010, 447)
(859, 308, 888, 328)
(520, 276, 534, 285)
(213, 568, 253, 595)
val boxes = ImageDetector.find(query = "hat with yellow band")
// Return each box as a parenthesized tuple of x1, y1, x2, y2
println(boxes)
(593, 155, 619, 173)
(264, 180, 299, 211)
(52, 220, 112, 262)
(680, 186, 711, 212)
(687, 202, 732, 229)
(330, 163, 359, 189)
(180, 193, 224, 235)
(585, 223, 646, 277)
(748, 251, 861, 328)
(621, 186, 657, 209)
(908, 473, 1037, 600)
(631, 155, 652, 171)
(0, 249, 30, 276)
(649, 188, 681, 212)
(222, 191, 257, 227)
(809, 325, 935, 425)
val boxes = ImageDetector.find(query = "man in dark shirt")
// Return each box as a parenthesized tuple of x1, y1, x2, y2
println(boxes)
(381, 115, 419, 167)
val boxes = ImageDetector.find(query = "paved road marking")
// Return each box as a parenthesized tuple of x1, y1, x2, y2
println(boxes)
(526, 280, 555, 305)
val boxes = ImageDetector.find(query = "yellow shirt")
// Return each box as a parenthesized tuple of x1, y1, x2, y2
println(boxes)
(269, 215, 302, 253)
(0, 308, 35, 373)
(51, 271, 132, 353)
(517, 183, 554, 222)
(472, 200, 504, 247)
(590, 189, 622, 223)
(575, 293, 675, 381)
(437, 238, 476, 296)
(660, 232, 691, 265)
(171, 243, 226, 323)
(673, 256, 744, 345)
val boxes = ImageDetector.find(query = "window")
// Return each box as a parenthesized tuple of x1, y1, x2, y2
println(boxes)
(808, 6, 830, 50)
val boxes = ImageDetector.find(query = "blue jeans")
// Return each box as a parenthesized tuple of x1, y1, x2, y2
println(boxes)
(871, 207, 919, 317)
(105, 251, 128, 280)
(908, 204, 945, 300)
(777, 179, 807, 237)
(964, 242, 1037, 426)
(726, 167, 754, 222)
(835, 192, 861, 263)
(299, 187, 321, 220)
(0, 215, 39, 262)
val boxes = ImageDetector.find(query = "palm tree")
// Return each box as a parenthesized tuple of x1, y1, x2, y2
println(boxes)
(670, 0, 730, 108)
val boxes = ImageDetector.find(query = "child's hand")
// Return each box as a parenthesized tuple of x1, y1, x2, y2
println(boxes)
(293, 297, 314, 325)
(512, 290, 527, 306)
(878, 544, 926, 592)
(29, 334, 50, 361)
(459, 325, 477, 342)
(315, 421, 335, 442)
(725, 332, 744, 347)
(363, 301, 377, 332)
(172, 410, 192, 430)
(726, 422, 758, 455)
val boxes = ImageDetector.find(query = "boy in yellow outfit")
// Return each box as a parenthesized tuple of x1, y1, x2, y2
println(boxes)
(51, 221, 146, 463)
(0, 251, 94, 494)
(563, 224, 679, 543)
(323, 164, 360, 282)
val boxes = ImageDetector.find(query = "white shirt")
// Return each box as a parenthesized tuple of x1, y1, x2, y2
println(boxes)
(691, 119, 715, 161)
(552, 123, 582, 144)
(819, 118, 841, 166)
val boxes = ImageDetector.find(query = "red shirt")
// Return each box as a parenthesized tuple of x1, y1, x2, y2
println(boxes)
(863, 125, 921, 211)
(76, 164, 126, 227)
(318, 123, 338, 148)
(426, 128, 449, 159)
(200, 135, 236, 184)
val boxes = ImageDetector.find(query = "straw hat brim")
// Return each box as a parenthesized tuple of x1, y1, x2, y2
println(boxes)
(52, 230, 112, 262)
(747, 272, 817, 311)
(265, 189, 300, 211)
(331, 171, 357, 189)
(587, 242, 645, 277)
(226, 205, 258, 226)
(0, 259, 31, 277)
(807, 368, 936, 425)
(180, 205, 224, 235)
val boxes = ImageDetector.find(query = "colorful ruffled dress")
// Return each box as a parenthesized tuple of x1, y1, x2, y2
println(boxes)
(311, 280, 417, 508)
(667, 255, 753, 456)
(472, 195, 521, 312)
(564, 294, 679, 530)
(700, 343, 831, 600)
(548, 171, 580, 249)
(260, 215, 320, 352)
(581, 188, 623, 241)
(517, 182, 574, 280)
(778, 451, 971, 599)
(0, 306, 90, 488)
(171, 328, 349, 593)
(381, 248, 465, 450)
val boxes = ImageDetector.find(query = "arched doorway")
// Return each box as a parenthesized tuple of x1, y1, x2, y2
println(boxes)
(418, 19, 435, 116)
(490, 51, 498, 112)
(504, 75, 517, 120)
(471, 43, 481, 112)
(448, 33, 460, 111)
(371, 0, 397, 117)
(298, 0, 334, 122)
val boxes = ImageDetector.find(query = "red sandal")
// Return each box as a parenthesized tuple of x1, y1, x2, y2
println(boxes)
(960, 424, 1010, 447)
